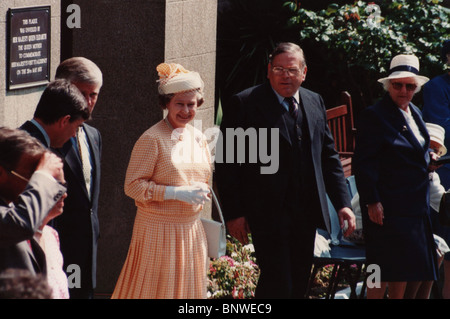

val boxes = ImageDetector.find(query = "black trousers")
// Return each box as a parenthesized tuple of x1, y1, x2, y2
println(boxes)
(250, 209, 317, 299)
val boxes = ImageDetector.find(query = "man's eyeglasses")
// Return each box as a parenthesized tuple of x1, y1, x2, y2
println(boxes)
(10, 170, 30, 183)
(391, 82, 417, 92)
(272, 66, 302, 76)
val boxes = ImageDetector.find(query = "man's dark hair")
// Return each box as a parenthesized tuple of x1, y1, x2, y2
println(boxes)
(33, 79, 90, 125)
(0, 127, 45, 172)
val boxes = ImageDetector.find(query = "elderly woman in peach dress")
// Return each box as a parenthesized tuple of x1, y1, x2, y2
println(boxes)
(112, 63, 212, 299)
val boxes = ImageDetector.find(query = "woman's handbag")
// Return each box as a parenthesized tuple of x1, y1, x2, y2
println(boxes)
(439, 191, 450, 226)
(201, 188, 227, 259)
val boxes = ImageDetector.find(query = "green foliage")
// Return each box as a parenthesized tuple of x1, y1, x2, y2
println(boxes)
(216, 0, 449, 115)
(216, 0, 298, 107)
(285, 0, 450, 109)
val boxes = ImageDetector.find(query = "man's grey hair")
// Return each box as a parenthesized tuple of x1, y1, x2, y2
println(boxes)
(55, 57, 103, 87)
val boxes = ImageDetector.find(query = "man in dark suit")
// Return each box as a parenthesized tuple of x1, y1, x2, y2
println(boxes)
(215, 42, 355, 298)
(20, 79, 90, 149)
(0, 127, 66, 276)
(54, 57, 103, 299)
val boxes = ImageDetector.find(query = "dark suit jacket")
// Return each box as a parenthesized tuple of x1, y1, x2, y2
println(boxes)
(215, 82, 350, 234)
(0, 173, 66, 275)
(56, 123, 101, 290)
(20, 121, 50, 148)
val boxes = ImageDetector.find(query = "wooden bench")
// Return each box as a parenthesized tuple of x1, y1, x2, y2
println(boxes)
(326, 91, 356, 177)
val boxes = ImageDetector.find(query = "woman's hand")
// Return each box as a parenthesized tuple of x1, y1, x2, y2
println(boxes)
(428, 151, 443, 172)
(367, 202, 384, 225)
(164, 182, 211, 205)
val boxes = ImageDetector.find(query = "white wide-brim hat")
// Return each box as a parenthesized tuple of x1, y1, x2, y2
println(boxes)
(378, 54, 429, 87)
(426, 122, 447, 156)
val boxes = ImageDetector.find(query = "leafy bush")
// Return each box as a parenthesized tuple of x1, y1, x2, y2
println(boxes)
(285, 0, 450, 111)
(216, 0, 299, 110)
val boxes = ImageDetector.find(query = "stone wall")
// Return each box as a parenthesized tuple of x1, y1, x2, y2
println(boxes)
(61, 0, 217, 295)
(0, 0, 60, 128)
(0, 0, 217, 296)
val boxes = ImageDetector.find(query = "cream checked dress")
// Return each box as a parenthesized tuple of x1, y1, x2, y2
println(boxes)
(112, 119, 212, 299)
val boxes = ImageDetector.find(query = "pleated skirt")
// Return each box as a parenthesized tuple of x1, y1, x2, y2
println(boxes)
(111, 207, 208, 299)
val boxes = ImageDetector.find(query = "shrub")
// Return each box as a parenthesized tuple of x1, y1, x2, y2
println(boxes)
(285, 0, 450, 111)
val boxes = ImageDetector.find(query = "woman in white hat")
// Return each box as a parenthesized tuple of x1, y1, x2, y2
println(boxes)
(112, 63, 212, 299)
(354, 54, 438, 299)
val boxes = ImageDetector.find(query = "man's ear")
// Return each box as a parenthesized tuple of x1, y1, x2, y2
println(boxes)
(302, 65, 307, 82)
(57, 115, 71, 128)
(267, 63, 272, 79)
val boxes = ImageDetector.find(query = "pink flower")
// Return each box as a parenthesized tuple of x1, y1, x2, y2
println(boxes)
(220, 255, 235, 267)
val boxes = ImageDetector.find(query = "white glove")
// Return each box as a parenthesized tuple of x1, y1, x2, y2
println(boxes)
(164, 182, 211, 205)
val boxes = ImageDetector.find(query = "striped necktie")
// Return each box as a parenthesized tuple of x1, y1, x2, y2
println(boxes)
(285, 96, 298, 119)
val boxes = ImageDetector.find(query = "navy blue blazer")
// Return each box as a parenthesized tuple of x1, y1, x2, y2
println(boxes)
(56, 123, 102, 290)
(215, 82, 350, 234)
(353, 93, 431, 218)
(352, 94, 438, 282)
(20, 120, 102, 289)
(20, 121, 50, 148)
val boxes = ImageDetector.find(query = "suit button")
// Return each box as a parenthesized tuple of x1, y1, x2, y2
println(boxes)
(54, 190, 63, 201)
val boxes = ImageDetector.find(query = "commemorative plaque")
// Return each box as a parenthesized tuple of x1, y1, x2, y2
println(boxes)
(7, 6, 51, 90)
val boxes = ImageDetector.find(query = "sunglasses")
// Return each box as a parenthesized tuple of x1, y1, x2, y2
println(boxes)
(391, 82, 417, 92)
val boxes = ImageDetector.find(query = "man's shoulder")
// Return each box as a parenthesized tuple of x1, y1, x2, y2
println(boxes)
(235, 82, 271, 98)
(299, 86, 320, 98)
(83, 123, 101, 138)
(82, 123, 99, 132)
(299, 86, 322, 100)
(19, 121, 48, 146)
(19, 120, 36, 132)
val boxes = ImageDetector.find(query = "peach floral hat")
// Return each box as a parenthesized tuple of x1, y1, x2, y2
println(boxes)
(157, 63, 204, 95)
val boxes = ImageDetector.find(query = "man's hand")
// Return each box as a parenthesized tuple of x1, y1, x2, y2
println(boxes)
(36, 151, 65, 184)
(338, 207, 356, 237)
(226, 217, 251, 245)
(367, 202, 384, 226)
